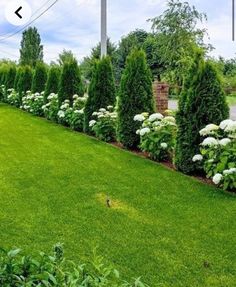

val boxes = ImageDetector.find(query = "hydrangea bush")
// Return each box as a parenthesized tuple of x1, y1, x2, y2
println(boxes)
(134, 113, 177, 161)
(21, 91, 45, 116)
(43, 93, 59, 122)
(89, 106, 117, 142)
(6, 88, 20, 107)
(57, 94, 87, 131)
(193, 119, 236, 191)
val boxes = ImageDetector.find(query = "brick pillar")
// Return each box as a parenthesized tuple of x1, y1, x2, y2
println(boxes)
(153, 81, 169, 115)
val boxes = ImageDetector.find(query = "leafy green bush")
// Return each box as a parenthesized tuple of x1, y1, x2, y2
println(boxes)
(45, 66, 61, 102)
(31, 62, 48, 93)
(57, 94, 88, 131)
(14, 67, 23, 91)
(43, 93, 59, 122)
(175, 52, 229, 174)
(21, 91, 44, 116)
(5, 64, 16, 91)
(6, 88, 20, 107)
(58, 59, 84, 106)
(84, 56, 116, 133)
(117, 49, 154, 149)
(193, 120, 236, 191)
(0, 244, 147, 286)
(135, 112, 177, 161)
(17, 66, 33, 103)
(90, 106, 117, 142)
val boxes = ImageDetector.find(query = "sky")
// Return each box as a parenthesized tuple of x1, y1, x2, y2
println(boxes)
(0, 0, 235, 63)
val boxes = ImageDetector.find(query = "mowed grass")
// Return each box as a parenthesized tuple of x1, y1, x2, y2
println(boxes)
(0, 104, 235, 287)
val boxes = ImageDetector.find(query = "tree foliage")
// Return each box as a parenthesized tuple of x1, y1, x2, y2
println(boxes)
(17, 66, 33, 101)
(175, 51, 229, 174)
(84, 56, 116, 133)
(150, 0, 210, 85)
(19, 27, 43, 67)
(31, 62, 48, 93)
(117, 49, 154, 149)
(45, 66, 61, 101)
(58, 59, 84, 106)
(58, 49, 76, 66)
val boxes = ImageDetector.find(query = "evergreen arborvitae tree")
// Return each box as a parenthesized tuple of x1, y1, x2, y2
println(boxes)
(17, 66, 33, 102)
(175, 53, 229, 174)
(58, 59, 84, 106)
(31, 62, 47, 93)
(84, 56, 116, 133)
(5, 65, 16, 90)
(117, 49, 154, 149)
(19, 27, 43, 67)
(14, 67, 23, 90)
(44, 66, 61, 102)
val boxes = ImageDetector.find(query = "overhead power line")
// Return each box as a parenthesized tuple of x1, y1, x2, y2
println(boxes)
(0, 0, 59, 43)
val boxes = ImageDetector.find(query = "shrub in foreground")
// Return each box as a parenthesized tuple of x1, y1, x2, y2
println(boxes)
(84, 56, 116, 133)
(117, 49, 154, 149)
(57, 94, 88, 131)
(21, 91, 45, 116)
(175, 52, 229, 174)
(89, 106, 117, 142)
(43, 93, 59, 122)
(135, 112, 177, 161)
(193, 119, 236, 191)
(0, 244, 147, 286)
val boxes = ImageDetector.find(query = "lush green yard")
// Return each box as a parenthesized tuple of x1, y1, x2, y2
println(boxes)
(0, 104, 235, 287)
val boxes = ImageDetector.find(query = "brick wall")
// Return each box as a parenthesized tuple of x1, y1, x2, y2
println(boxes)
(153, 81, 169, 115)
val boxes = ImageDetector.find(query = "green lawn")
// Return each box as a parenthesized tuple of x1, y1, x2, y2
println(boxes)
(0, 104, 235, 287)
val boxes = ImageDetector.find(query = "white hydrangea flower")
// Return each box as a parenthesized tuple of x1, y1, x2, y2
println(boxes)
(92, 112, 98, 116)
(202, 137, 219, 147)
(73, 94, 79, 99)
(134, 114, 145, 122)
(99, 108, 106, 113)
(89, 120, 96, 127)
(219, 138, 231, 146)
(148, 113, 164, 122)
(140, 128, 151, 136)
(212, 173, 223, 185)
(136, 129, 140, 135)
(224, 121, 236, 133)
(199, 128, 209, 136)
(57, 110, 65, 118)
(164, 116, 176, 124)
(160, 143, 168, 149)
(220, 119, 234, 130)
(107, 105, 113, 110)
(192, 154, 203, 162)
(223, 168, 236, 175)
(205, 124, 219, 132)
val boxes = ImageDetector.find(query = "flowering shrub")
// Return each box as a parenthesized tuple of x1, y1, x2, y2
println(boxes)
(134, 113, 177, 161)
(57, 94, 87, 131)
(193, 119, 236, 191)
(89, 106, 117, 142)
(6, 88, 20, 107)
(21, 91, 44, 116)
(43, 93, 59, 122)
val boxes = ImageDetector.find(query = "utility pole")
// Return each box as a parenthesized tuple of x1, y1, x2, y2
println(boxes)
(101, 0, 107, 57)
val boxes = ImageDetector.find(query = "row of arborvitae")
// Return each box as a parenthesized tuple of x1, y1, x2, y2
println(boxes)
(0, 244, 147, 286)
(0, 49, 235, 191)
